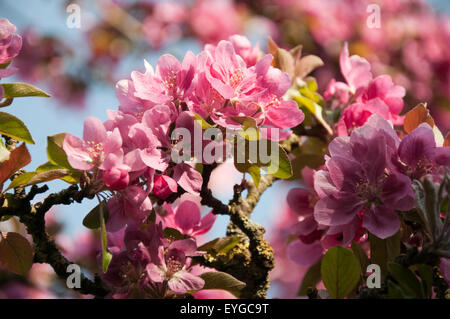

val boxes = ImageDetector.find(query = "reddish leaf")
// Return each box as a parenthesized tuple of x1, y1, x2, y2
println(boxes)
(404, 103, 435, 134)
(444, 133, 450, 147)
(0, 232, 34, 276)
(0, 143, 31, 190)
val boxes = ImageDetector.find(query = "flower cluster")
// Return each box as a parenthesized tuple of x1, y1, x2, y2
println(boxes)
(286, 113, 449, 266)
(0, 18, 22, 98)
(325, 43, 406, 136)
(62, 35, 303, 297)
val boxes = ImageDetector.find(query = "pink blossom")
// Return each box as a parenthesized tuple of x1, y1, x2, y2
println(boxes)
(196, 40, 304, 132)
(0, 18, 22, 64)
(359, 75, 406, 125)
(229, 35, 260, 67)
(146, 239, 205, 295)
(131, 53, 195, 107)
(106, 185, 152, 232)
(314, 114, 415, 239)
(63, 117, 123, 171)
(162, 199, 216, 237)
(339, 42, 372, 94)
(396, 123, 450, 179)
(189, 0, 241, 44)
(153, 175, 178, 200)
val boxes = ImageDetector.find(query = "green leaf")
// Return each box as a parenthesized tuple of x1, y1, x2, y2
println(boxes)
(320, 246, 361, 299)
(36, 161, 79, 184)
(388, 263, 424, 298)
(410, 264, 433, 298)
(291, 89, 333, 135)
(100, 202, 112, 272)
(47, 133, 72, 169)
(351, 242, 370, 276)
(0, 112, 34, 144)
(369, 232, 401, 279)
(388, 281, 405, 299)
(247, 165, 261, 187)
(0, 232, 34, 276)
(1, 82, 50, 98)
(199, 271, 246, 297)
(198, 236, 242, 254)
(298, 259, 322, 296)
(163, 227, 185, 240)
(6, 169, 71, 191)
(264, 145, 293, 179)
(83, 201, 108, 229)
(231, 116, 260, 141)
(0, 143, 31, 190)
(193, 113, 213, 129)
(290, 137, 326, 180)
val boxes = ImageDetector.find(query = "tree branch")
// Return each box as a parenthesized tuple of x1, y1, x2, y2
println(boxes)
(0, 184, 108, 297)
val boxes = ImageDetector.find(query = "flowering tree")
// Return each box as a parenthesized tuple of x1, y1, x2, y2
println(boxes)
(0, 14, 449, 299)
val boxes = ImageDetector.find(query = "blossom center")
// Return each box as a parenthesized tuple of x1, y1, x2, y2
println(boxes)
(86, 141, 105, 165)
(230, 68, 244, 88)
(166, 256, 183, 275)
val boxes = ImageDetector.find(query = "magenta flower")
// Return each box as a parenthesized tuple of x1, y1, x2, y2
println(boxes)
(63, 117, 123, 171)
(286, 167, 325, 266)
(106, 185, 152, 232)
(153, 175, 178, 200)
(336, 98, 390, 136)
(327, 43, 406, 136)
(0, 18, 22, 64)
(359, 75, 406, 125)
(146, 239, 205, 295)
(314, 114, 415, 239)
(396, 123, 450, 179)
(286, 167, 365, 266)
(103, 223, 164, 298)
(162, 199, 216, 237)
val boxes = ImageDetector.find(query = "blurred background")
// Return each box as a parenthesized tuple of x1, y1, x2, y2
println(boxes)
(0, 0, 450, 298)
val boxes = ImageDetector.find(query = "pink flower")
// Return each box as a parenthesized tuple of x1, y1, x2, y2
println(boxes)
(63, 117, 123, 171)
(106, 185, 152, 232)
(286, 167, 365, 266)
(162, 199, 216, 237)
(195, 40, 304, 132)
(103, 223, 164, 298)
(153, 175, 178, 200)
(331, 44, 406, 136)
(172, 162, 203, 195)
(0, 18, 22, 64)
(339, 42, 372, 94)
(189, 0, 241, 44)
(359, 75, 406, 125)
(146, 239, 205, 295)
(396, 123, 450, 179)
(131, 53, 195, 106)
(142, 2, 187, 48)
(336, 98, 390, 136)
(314, 114, 415, 239)
(229, 35, 260, 67)
(324, 78, 351, 106)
